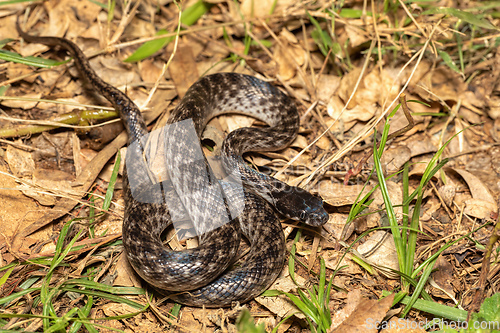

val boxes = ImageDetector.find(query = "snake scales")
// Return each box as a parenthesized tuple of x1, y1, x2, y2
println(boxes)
(17, 21, 329, 307)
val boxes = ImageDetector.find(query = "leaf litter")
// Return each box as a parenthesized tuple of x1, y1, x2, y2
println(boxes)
(1, 0, 500, 332)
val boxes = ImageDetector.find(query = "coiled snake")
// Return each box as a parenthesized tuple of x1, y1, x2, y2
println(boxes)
(17, 22, 329, 307)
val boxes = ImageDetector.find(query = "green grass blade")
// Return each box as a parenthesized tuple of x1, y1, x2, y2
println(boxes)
(63, 279, 145, 295)
(382, 291, 468, 322)
(438, 50, 461, 74)
(102, 151, 121, 211)
(124, 0, 211, 62)
(0, 267, 14, 287)
(60, 287, 145, 310)
(68, 296, 93, 333)
(427, 7, 498, 30)
(372, 128, 405, 273)
(0, 49, 68, 68)
(401, 257, 437, 317)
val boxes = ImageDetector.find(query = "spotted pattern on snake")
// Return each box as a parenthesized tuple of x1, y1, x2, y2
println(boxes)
(17, 21, 329, 307)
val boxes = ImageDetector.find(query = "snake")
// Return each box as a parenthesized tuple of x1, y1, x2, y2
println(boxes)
(17, 20, 329, 307)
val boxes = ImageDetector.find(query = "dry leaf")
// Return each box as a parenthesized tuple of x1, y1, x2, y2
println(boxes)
(374, 145, 411, 173)
(319, 182, 373, 206)
(5, 144, 35, 177)
(357, 230, 400, 279)
(114, 252, 143, 288)
(22, 169, 75, 206)
(449, 168, 497, 219)
(371, 180, 403, 217)
(256, 269, 306, 319)
(330, 293, 395, 332)
(169, 43, 199, 98)
(274, 29, 307, 81)
(316, 74, 342, 103)
(430, 256, 456, 300)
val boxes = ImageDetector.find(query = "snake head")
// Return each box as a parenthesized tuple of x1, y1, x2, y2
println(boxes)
(273, 187, 329, 227)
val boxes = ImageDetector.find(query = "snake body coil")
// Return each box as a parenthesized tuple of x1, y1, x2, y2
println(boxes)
(17, 22, 329, 307)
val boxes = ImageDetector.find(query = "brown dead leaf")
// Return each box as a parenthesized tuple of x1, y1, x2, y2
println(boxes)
(324, 213, 349, 240)
(6, 62, 37, 84)
(5, 144, 35, 177)
(169, 43, 199, 98)
(328, 95, 376, 123)
(376, 145, 411, 173)
(371, 180, 403, 217)
(330, 289, 363, 330)
(412, 65, 467, 103)
(255, 268, 306, 319)
(404, 134, 437, 157)
(318, 182, 373, 206)
(0, 164, 50, 261)
(438, 184, 456, 207)
(430, 256, 456, 300)
(449, 168, 497, 219)
(22, 168, 75, 206)
(102, 302, 141, 318)
(330, 293, 395, 332)
(178, 308, 207, 331)
(274, 28, 306, 81)
(0, 92, 42, 109)
(420, 197, 441, 222)
(357, 230, 400, 279)
(323, 250, 363, 277)
(240, 0, 297, 18)
(114, 252, 143, 288)
(316, 74, 342, 104)
(90, 56, 141, 89)
(345, 24, 370, 49)
(32, 132, 74, 163)
(139, 59, 164, 84)
(409, 159, 439, 181)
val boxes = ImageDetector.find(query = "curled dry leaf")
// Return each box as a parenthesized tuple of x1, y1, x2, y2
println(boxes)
(449, 168, 497, 219)
(5, 144, 35, 177)
(420, 197, 442, 222)
(240, 0, 289, 18)
(318, 182, 373, 207)
(404, 134, 438, 157)
(330, 293, 395, 333)
(356, 230, 400, 279)
(255, 269, 306, 319)
(114, 252, 143, 288)
(330, 289, 363, 330)
(411, 64, 467, 104)
(274, 28, 307, 81)
(23, 169, 75, 206)
(430, 256, 456, 301)
(324, 212, 350, 240)
(371, 180, 403, 217)
(438, 184, 456, 207)
(345, 24, 370, 49)
(329, 67, 402, 126)
(316, 74, 342, 104)
(368, 145, 411, 174)
(323, 249, 363, 277)
(0, 163, 51, 263)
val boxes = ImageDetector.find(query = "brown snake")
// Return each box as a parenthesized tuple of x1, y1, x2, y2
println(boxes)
(17, 20, 329, 307)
